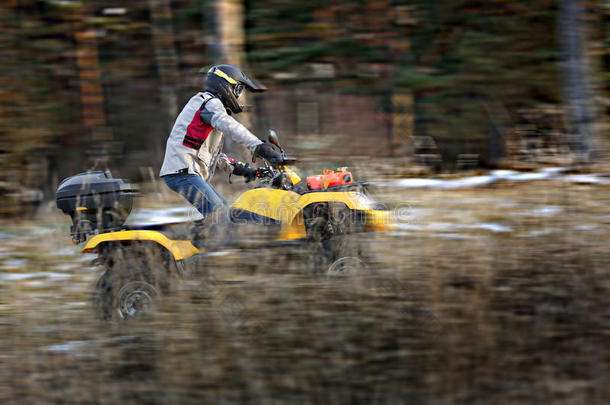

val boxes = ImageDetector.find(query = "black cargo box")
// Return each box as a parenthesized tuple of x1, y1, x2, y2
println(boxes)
(56, 171, 138, 243)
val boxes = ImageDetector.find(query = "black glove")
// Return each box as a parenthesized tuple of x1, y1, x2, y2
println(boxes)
(232, 162, 258, 182)
(254, 142, 284, 166)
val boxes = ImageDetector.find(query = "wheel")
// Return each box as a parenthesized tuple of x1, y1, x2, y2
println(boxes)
(94, 263, 166, 321)
(93, 244, 175, 321)
(303, 202, 369, 274)
(116, 280, 158, 319)
(327, 256, 367, 276)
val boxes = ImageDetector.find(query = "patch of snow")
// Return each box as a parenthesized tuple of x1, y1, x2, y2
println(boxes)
(75, 253, 97, 263)
(521, 206, 564, 217)
(44, 340, 99, 359)
(393, 221, 511, 233)
(386, 231, 412, 237)
(64, 301, 87, 307)
(52, 263, 79, 272)
(489, 170, 519, 178)
(437, 233, 476, 239)
(522, 229, 555, 237)
(503, 172, 554, 181)
(392, 222, 425, 231)
(48, 247, 80, 257)
(201, 251, 232, 257)
(441, 176, 497, 189)
(0, 271, 73, 281)
(564, 174, 609, 185)
(384, 167, 575, 190)
(426, 222, 460, 232)
(539, 167, 570, 174)
(386, 178, 445, 188)
(466, 222, 513, 233)
(1, 258, 28, 268)
(572, 224, 599, 232)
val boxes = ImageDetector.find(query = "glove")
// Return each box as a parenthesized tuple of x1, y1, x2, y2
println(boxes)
(232, 162, 258, 182)
(254, 142, 284, 166)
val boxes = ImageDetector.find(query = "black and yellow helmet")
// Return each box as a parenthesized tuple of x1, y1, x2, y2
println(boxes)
(204, 64, 267, 114)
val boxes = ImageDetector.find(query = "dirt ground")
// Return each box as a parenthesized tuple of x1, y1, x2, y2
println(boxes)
(0, 177, 608, 404)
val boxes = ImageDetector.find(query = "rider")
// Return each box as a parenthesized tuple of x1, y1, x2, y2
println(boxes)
(159, 64, 283, 219)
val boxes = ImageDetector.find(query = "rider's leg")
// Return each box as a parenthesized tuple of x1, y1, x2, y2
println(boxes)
(163, 174, 234, 248)
(162, 174, 227, 219)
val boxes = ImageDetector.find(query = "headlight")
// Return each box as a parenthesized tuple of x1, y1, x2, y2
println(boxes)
(351, 192, 372, 209)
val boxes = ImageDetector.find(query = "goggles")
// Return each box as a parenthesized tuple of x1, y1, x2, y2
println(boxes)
(233, 84, 244, 98)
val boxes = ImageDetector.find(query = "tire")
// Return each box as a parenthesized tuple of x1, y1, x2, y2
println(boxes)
(93, 243, 175, 321)
(303, 203, 369, 274)
(326, 256, 367, 277)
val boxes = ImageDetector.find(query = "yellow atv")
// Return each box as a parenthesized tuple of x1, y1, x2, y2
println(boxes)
(56, 132, 391, 320)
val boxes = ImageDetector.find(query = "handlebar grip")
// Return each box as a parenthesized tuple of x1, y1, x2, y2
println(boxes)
(281, 157, 297, 165)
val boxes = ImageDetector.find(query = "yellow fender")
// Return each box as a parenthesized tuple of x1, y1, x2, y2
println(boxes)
(301, 192, 390, 232)
(299, 191, 372, 210)
(82, 230, 200, 261)
(231, 189, 371, 222)
(230, 189, 378, 240)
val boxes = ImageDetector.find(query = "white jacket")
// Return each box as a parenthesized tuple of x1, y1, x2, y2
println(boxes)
(159, 92, 262, 180)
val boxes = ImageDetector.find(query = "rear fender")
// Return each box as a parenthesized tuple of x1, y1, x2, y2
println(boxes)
(82, 230, 200, 261)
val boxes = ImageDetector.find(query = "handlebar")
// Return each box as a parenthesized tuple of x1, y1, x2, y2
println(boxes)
(281, 157, 298, 165)
(253, 157, 300, 191)
(256, 155, 297, 175)
(251, 130, 298, 187)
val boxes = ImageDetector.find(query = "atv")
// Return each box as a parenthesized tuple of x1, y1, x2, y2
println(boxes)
(56, 131, 391, 320)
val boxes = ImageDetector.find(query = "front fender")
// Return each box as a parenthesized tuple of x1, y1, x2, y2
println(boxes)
(82, 230, 200, 261)
(298, 191, 372, 211)
(231, 189, 373, 223)
(232, 189, 378, 240)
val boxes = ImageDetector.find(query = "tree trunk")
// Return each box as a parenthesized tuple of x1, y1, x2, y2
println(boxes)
(208, 0, 254, 160)
(75, 29, 112, 168)
(558, 0, 596, 160)
(148, 0, 180, 127)
(391, 90, 415, 157)
(207, 0, 246, 66)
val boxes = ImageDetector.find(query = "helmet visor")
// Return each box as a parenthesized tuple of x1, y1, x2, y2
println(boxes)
(239, 73, 266, 93)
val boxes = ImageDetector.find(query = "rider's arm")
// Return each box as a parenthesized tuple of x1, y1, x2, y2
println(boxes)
(216, 153, 264, 182)
(200, 98, 262, 151)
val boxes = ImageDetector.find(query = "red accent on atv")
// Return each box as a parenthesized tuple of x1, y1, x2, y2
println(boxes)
(306, 168, 353, 190)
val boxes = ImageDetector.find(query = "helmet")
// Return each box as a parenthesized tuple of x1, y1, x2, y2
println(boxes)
(204, 64, 267, 114)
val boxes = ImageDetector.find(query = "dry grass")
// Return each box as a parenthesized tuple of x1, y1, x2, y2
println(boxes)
(0, 178, 608, 404)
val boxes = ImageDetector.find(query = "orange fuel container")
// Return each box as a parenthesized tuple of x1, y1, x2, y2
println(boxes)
(306, 168, 353, 190)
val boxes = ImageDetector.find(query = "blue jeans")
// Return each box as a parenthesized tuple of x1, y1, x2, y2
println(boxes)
(162, 174, 227, 219)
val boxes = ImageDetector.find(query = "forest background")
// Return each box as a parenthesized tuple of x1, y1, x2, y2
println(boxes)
(0, 0, 608, 215)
